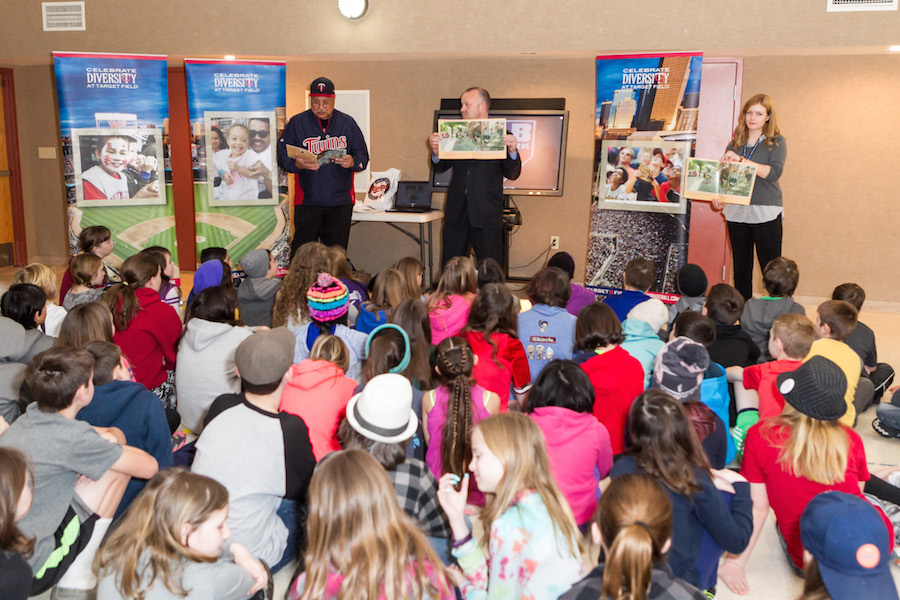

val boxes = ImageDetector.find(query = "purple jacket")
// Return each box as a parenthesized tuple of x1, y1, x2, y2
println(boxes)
(566, 283, 597, 317)
(530, 406, 613, 525)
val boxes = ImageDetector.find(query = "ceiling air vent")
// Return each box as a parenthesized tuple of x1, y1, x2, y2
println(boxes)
(827, 0, 897, 11)
(42, 2, 86, 31)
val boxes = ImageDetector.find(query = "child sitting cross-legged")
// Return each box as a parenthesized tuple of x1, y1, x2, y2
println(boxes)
(728, 313, 816, 455)
(0, 347, 158, 597)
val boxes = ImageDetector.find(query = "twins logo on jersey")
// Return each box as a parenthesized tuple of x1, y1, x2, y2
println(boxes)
(303, 135, 348, 155)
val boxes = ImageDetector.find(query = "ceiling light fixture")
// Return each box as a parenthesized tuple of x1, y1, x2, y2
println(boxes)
(224, 55, 236, 60)
(338, 0, 367, 19)
(889, 45, 900, 52)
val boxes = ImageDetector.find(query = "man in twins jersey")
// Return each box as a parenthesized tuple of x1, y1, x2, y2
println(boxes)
(277, 77, 369, 255)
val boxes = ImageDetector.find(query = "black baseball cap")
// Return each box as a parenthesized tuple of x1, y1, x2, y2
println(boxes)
(310, 77, 335, 97)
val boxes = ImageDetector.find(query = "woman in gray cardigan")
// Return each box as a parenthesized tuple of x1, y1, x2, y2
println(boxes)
(713, 94, 787, 300)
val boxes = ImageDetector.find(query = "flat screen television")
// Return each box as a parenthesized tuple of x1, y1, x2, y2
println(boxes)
(429, 109, 569, 196)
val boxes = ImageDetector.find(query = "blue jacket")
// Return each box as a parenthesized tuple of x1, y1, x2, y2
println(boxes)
(602, 290, 651, 323)
(354, 304, 391, 335)
(620, 318, 665, 388)
(76, 380, 174, 516)
(700, 362, 735, 464)
(611, 455, 753, 589)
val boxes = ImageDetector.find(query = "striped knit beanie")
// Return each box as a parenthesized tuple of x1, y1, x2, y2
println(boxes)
(307, 273, 349, 322)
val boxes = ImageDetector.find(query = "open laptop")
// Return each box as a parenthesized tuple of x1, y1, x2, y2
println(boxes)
(390, 181, 433, 213)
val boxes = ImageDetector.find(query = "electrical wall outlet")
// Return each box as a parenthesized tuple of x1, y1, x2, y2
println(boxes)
(550, 236, 560, 249)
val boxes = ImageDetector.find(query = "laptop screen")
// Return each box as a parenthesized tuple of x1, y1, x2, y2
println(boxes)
(394, 181, 432, 209)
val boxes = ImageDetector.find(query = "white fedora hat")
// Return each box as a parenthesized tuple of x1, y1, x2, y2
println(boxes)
(345, 373, 418, 444)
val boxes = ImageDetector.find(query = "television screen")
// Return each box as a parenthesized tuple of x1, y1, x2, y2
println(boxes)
(430, 110, 569, 196)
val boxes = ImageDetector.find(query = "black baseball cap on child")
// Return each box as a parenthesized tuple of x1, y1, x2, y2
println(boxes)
(776, 355, 847, 421)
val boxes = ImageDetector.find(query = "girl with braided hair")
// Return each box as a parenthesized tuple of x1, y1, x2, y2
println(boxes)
(423, 337, 499, 507)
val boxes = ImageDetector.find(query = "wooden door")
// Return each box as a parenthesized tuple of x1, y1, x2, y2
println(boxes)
(0, 69, 27, 266)
(688, 58, 743, 286)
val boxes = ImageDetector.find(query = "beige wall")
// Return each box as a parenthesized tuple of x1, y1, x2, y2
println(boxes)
(3, 3, 900, 300)
(3, 1, 899, 62)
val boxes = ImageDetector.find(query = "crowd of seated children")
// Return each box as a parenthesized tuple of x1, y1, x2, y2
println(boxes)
(0, 347, 158, 597)
(6, 235, 900, 600)
(718, 357, 887, 595)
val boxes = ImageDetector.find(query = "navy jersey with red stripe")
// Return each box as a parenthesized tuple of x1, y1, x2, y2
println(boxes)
(277, 109, 369, 206)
